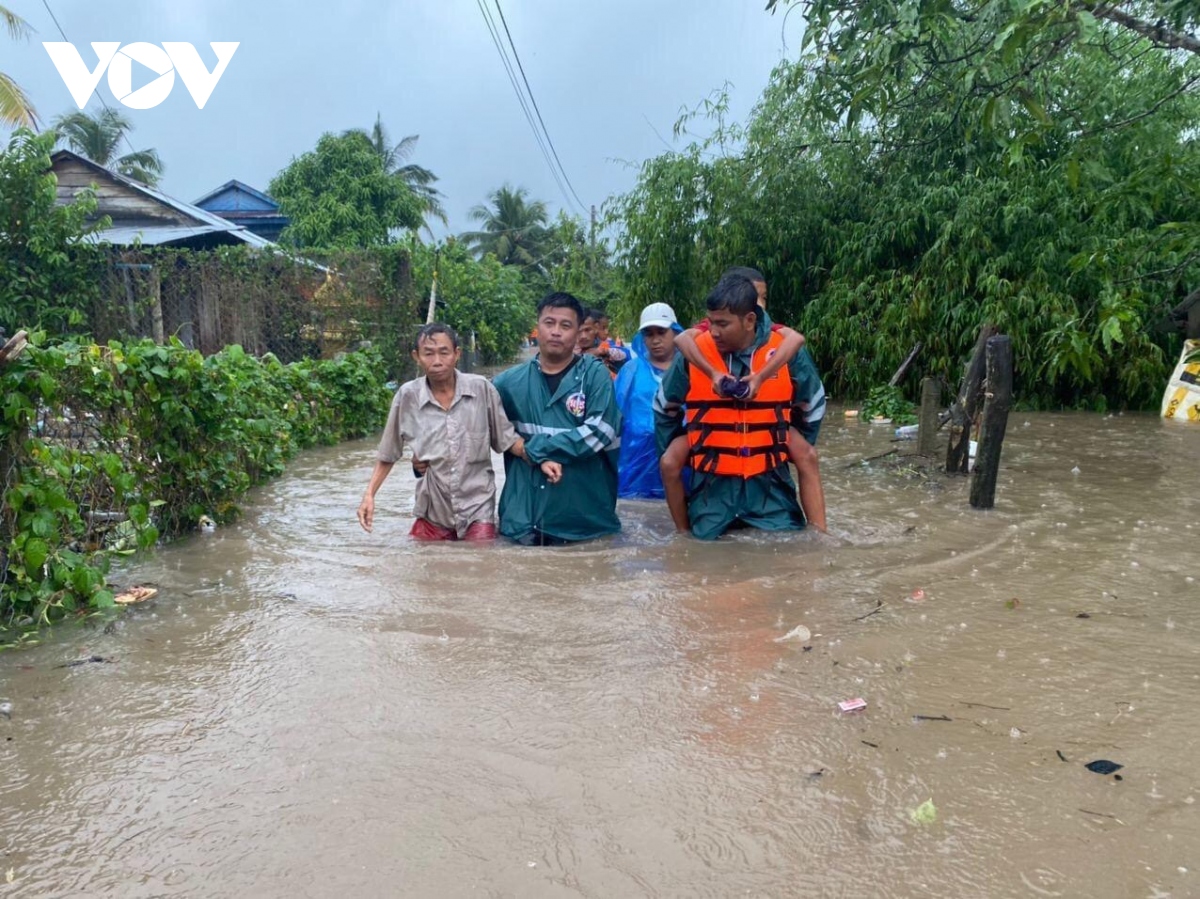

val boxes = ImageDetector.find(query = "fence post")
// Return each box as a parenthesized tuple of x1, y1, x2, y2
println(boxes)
(969, 335, 1013, 510)
(917, 377, 941, 456)
(946, 323, 998, 474)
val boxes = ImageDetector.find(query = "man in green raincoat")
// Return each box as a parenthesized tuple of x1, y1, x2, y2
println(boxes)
(494, 292, 622, 545)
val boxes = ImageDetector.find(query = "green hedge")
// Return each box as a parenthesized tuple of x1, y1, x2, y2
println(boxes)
(1, 336, 391, 627)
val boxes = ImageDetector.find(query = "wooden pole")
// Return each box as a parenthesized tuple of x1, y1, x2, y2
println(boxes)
(970, 335, 1013, 510)
(917, 377, 941, 456)
(888, 342, 923, 387)
(946, 323, 998, 474)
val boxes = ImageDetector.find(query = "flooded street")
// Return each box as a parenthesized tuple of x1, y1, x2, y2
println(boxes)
(3, 411, 1199, 898)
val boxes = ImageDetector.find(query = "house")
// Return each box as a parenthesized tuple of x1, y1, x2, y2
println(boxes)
(50, 150, 273, 249)
(194, 180, 290, 242)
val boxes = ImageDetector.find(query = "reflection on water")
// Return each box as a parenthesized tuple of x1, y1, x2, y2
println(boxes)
(2, 411, 1198, 897)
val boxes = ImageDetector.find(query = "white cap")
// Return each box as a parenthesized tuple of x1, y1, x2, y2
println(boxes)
(639, 302, 678, 331)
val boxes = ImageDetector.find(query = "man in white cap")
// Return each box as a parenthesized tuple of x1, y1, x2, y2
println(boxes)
(614, 302, 683, 498)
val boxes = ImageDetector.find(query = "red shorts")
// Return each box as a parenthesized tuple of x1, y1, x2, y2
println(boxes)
(410, 518, 497, 541)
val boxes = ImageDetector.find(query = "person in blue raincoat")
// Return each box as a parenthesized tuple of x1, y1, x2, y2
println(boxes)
(615, 302, 683, 498)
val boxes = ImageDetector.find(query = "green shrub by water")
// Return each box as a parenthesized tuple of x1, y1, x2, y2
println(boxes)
(1, 336, 391, 628)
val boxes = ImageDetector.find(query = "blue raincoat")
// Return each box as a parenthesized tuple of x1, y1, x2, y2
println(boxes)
(615, 327, 682, 498)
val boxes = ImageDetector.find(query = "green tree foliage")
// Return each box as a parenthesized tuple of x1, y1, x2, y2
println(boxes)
(1, 338, 391, 627)
(52, 108, 165, 186)
(409, 240, 536, 364)
(542, 211, 620, 312)
(0, 129, 106, 336)
(343, 113, 448, 234)
(1, 4, 38, 128)
(610, 17, 1199, 408)
(461, 184, 551, 269)
(270, 131, 424, 250)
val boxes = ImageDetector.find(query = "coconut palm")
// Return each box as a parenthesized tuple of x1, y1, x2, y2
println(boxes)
(52, 108, 164, 186)
(343, 113, 448, 232)
(1, 5, 38, 128)
(461, 184, 550, 268)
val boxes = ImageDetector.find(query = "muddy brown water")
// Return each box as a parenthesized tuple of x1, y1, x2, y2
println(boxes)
(2, 411, 1199, 898)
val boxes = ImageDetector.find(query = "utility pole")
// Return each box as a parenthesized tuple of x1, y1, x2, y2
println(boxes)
(425, 250, 440, 325)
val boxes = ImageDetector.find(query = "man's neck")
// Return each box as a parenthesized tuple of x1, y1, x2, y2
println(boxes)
(427, 372, 457, 407)
(539, 352, 574, 376)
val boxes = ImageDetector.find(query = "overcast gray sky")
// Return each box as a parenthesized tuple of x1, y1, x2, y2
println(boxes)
(5, 1, 802, 236)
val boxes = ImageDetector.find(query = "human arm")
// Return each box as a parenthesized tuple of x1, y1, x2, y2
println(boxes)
(654, 353, 690, 455)
(743, 326, 805, 400)
(485, 380, 524, 456)
(357, 460, 395, 532)
(674, 327, 726, 397)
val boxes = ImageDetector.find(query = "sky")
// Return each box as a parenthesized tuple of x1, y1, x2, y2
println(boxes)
(4, 0, 803, 237)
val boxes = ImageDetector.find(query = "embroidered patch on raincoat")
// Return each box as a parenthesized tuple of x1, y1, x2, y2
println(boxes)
(565, 391, 587, 417)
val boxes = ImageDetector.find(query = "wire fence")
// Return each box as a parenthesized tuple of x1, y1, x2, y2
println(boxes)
(86, 246, 424, 377)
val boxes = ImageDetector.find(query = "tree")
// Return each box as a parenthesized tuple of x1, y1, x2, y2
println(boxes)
(1, 5, 37, 128)
(343, 113, 448, 234)
(0, 129, 105, 334)
(269, 131, 424, 249)
(52, 108, 164, 186)
(461, 184, 550, 269)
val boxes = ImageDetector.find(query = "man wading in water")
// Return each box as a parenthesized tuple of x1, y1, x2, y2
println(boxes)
(493, 292, 622, 545)
(357, 323, 558, 541)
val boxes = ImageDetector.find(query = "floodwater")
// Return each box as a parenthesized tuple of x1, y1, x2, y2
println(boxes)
(2, 410, 1199, 898)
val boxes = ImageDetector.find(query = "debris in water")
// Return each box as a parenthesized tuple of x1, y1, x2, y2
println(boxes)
(909, 588, 927, 602)
(909, 799, 937, 824)
(914, 714, 953, 722)
(1085, 759, 1124, 776)
(56, 655, 113, 669)
(0, 701, 11, 720)
(1005, 598, 1022, 610)
(1071, 466, 1081, 475)
(861, 740, 879, 748)
(774, 624, 811, 643)
(1056, 750, 1069, 762)
(808, 768, 826, 781)
(1076, 612, 1091, 619)
(844, 410, 859, 418)
(198, 514, 216, 534)
(114, 585, 157, 604)
(838, 697, 867, 713)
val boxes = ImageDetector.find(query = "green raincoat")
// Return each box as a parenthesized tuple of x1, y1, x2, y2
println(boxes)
(494, 353, 622, 543)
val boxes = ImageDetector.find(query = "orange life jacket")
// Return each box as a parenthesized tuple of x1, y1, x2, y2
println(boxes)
(685, 330, 792, 478)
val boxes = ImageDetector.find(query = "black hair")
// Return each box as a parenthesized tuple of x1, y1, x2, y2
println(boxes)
(414, 322, 459, 351)
(536, 292, 584, 326)
(722, 265, 765, 284)
(583, 307, 604, 324)
(705, 273, 760, 317)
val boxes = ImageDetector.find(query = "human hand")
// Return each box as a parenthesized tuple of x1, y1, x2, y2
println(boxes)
(540, 460, 563, 484)
(510, 436, 527, 459)
(711, 373, 728, 397)
(741, 373, 763, 401)
(357, 495, 375, 532)
(411, 457, 429, 475)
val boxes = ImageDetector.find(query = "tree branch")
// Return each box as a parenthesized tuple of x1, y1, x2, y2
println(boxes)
(1080, 2, 1200, 55)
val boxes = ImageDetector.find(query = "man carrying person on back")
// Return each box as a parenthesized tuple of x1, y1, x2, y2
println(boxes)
(357, 323, 553, 541)
(659, 266, 828, 533)
(494, 292, 622, 545)
(654, 273, 826, 540)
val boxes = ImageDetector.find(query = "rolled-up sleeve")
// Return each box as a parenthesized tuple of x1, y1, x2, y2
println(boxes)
(790, 348, 826, 446)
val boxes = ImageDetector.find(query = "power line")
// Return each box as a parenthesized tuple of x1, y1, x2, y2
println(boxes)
(475, 0, 575, 213)
(474, 0, 585, 216)
(492, 0, 587, 213)
(40, 0, 139, 159)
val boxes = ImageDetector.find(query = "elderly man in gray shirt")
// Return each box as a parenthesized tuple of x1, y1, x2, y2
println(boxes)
(357, 323, 560, 541)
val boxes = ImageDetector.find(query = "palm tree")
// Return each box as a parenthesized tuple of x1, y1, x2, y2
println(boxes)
(343, 113, 448, 233)
(1, 5, 38, 128)
(52, 108, 164, 187)
(461, 184, 550, 268)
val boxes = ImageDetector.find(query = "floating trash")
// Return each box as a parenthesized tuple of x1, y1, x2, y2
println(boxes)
(1085, 759, 1124, 775)
(838, 697, 867, 712)
(909, 799, 937, 824)
(113, 585, 158, 605)
(774, 624, 811, 643)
